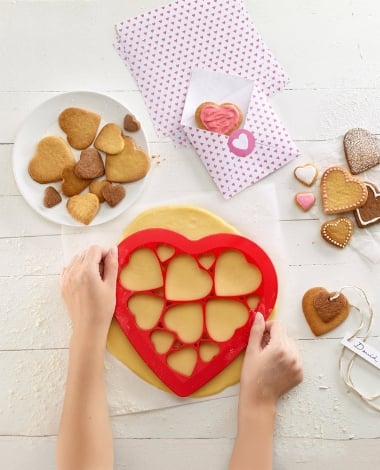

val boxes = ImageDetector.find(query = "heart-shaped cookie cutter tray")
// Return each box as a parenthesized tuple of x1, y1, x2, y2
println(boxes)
(115, 228, 278, 396)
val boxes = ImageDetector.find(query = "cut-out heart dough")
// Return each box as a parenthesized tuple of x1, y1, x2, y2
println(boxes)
(195, 101, 243, 135)
(164, 303, 203, 343)
(94, 123, 125, 155)
(294, 163, 318, 187)
(29, 136, 75, 183)
(199, 342, 220, 362)
(66, 193, 99, 225)
(354, 182, 380, 228)
(156, 244, 175, 262)
(120, 248, 163, 291)
(151, 330, 175, 354)
(105, 135, 150, 183)
(320, 166, 368, 214)
(165, 254, 213, 301)
(59, 107, 101, 150)
(344, 128, 380, 175)
(215, 250, 262, 296)
(167, 347, 197, 377)
(321, 217, 353, 249)
(107, 206, 270, 398)
(206, 299, 249, 342)
(302, 286, 350, 336)
(128, 294, 165, 330)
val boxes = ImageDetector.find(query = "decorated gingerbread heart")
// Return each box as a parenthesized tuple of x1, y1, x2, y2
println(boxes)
(302, 287, 350, 336)
(115, 228, 277, 396)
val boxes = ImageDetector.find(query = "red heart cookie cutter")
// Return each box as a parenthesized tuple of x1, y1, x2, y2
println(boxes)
(115, 229, 278, 396)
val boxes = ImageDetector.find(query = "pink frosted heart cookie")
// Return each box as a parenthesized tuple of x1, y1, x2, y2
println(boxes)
(195, 102, 243, 135)
(294, 163, 318, 187)
(295, 192, 316, 212)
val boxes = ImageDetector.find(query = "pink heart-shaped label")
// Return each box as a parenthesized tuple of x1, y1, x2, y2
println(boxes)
(228, 129, 256, 157)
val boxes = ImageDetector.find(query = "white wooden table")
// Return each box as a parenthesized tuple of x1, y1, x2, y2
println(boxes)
(1, 1, 380, 469)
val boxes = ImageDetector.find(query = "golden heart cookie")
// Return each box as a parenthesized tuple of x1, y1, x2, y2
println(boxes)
(105, 135, 150, 183)
(302, 287, 350, 336)
(94, 123, 125, 155)
(61, 164, 91, 197)
(354, 182, 380, 228)
(344, 128, 380, 175)
(321, 217, 353, 248)
(66, 193, 99, 225)
(28, 136, 75, 183)
(59, 107, 101, 150)
(320, 166, 368, 214)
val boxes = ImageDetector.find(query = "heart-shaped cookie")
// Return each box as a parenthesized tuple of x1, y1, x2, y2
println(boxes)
(101, 183, 126, 207)
(344, 128, 380, 175)
(28, 136, 75, 183)
(302, 287, 350, 336)
(354, 182, 380, 228)
(295, 192, 316, 212)
(66, 193, 99, 225)
(320, 166, 368, 214)
(59, 107, 101, 150)
(43, 186, 62, 208)
(74, 148, 105, 180)
(105, 136, 150, 183)
(321, 217, 353, 248)
(115, 228, 277, 396)
(94, 123, 125, 155)
(195, 101, 243, 135)
(61, 164, 91, 197)
(89, 179, 109, 203)
(124, 113, 141, 132)
(294, 163, 318, 187)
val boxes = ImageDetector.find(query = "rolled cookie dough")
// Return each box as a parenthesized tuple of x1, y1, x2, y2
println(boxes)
(107, 205, 247, 397)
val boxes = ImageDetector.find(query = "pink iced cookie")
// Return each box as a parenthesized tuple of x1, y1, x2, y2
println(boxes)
(195, 102, 243, 135)
(295, 192, 316, 211)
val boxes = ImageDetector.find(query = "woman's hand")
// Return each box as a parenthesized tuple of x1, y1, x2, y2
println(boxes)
(60, 245, 118, 342)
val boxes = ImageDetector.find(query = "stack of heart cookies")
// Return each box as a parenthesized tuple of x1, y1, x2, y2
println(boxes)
(28, 107, 150, 224)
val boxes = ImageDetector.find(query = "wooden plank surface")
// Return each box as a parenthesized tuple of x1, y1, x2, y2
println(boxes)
(1, 0, 380, 468)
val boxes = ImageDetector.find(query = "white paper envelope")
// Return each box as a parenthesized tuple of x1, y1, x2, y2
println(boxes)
(181, 69, 300, 199)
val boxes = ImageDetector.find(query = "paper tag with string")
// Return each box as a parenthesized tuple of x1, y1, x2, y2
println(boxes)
(341, 335, 380, 371)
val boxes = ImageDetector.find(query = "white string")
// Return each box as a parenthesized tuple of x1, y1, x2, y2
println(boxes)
(335, 285, 380, 412)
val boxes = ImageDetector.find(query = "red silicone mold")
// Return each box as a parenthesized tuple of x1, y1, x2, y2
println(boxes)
(115, 228, 278, 397)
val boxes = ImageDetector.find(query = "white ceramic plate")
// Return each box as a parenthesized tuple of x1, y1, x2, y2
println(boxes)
(12, 91, 150, 226)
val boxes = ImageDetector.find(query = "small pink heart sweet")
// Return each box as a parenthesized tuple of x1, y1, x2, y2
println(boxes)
(195, 102, 243, 135)
(228, 129, 256, 157)
(295, 192, 316, 211)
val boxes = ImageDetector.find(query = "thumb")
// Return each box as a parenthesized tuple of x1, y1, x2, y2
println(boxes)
(103, 246, 119, 287)
(246, 312, 266, 353)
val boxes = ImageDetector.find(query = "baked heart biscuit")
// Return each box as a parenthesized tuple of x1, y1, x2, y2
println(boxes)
(102, 182, 126, 207)
(89, 179, 109, 203)
(295, 192, 316, 211)
(58, 107, 101, 150)
(74, 148, 105, 180)
(344, 128, 380, 174)
(61, 164, 91, 197)
(43, 186, 62, 208)
(321, 217, 353, 248)
(105, 136, 150, 183)
(28, 136, 75, 183)
(302, 287, 350, 336)
(195, 102, 243, 135)
(124, 113, 141, 132)
(354, 182, 380, 228)
(66, 193, 99, 225)
(320, 166, 368, 214)
(94, 123, 125, 155)
(294, 163, 318, 187)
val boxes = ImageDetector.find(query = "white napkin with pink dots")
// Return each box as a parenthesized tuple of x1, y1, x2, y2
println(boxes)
(114, 0, 289, 147)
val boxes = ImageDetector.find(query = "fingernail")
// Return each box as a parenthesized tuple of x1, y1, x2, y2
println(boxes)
(255, 312, 263, 323)
(110, 245, 118, 256)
